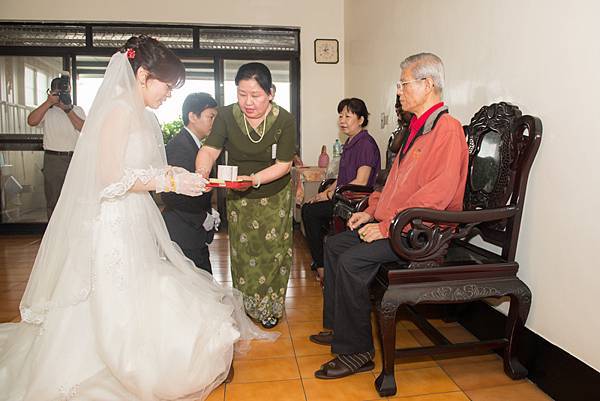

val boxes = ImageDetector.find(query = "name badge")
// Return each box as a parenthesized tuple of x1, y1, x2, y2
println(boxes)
(272, 144, 277, 159)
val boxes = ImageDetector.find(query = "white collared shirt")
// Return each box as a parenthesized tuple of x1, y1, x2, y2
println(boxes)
(184, 126, 203, 149)
(41, 105, 86, 152)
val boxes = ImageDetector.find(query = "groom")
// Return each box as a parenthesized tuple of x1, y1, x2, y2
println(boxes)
(162, 93, 219, 274)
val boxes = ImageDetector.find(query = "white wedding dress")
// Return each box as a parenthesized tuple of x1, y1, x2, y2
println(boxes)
(0, 52, 275, 401)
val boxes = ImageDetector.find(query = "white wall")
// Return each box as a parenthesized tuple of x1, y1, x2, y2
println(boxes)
(345, 0, 600, 372)
(0, 0, 346, 165)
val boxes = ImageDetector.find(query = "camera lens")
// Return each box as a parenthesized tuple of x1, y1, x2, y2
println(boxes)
(59, 92, 72, 105)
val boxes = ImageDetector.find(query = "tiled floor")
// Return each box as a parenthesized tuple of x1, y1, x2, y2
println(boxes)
(0, 230, 552, 400)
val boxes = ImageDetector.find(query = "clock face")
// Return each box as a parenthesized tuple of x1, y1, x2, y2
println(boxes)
(314, 39, 339, 64)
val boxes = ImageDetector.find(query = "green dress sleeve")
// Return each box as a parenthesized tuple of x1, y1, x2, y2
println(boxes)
(203, 107, 228, 150)
(276, 113, 296, 162)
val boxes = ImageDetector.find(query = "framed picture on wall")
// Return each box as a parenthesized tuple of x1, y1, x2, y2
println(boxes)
(314, 39, 339, 64)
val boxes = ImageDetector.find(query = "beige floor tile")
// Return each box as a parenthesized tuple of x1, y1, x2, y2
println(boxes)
(296, 354, 373, 380)
(285, 295, 323, 309)
(372, 350, 437, 373)
(254, 319, 290, 338)
(285, 306, 324, 323)
(409, 326, 478, 347)
(235, 337, 295, 360)
(225, 379, 305, 401)
(388, 391, 470, 401)
(426, 319, 461, 328)
(435, 352, 500, 367)
(0, 313, 19, 323)
(286, 285, 323, 298)
(303, 372, 385, 401)
(442, 359, 525, 391)
(288, 320, 324, 338)
(395, 328, 424, 348)
(291, 335, 332, 357)
(289, 270, 313, 279)
(204, 384, 225, 401)
(399, 319, 419, 330)
(389, 367, 460, 398)
(287, 278, 321, 288)
(465, 381, 553, 401)
(231, 356, 300, 383)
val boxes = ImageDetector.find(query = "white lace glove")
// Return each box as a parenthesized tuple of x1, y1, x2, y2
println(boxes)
(202, 208, 221, 231)
(156, 170, 207, 196)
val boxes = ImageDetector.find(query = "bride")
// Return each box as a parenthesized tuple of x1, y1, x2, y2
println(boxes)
(0, 35, 276, 401)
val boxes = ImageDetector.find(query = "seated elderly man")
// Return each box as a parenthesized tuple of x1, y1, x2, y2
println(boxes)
(309, 52, 469, 379)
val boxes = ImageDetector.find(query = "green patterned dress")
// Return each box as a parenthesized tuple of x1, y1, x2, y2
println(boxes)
(203, 103, 296, 320)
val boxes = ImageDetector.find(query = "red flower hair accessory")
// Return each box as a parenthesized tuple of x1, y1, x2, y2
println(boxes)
(126, 48, 136, 59)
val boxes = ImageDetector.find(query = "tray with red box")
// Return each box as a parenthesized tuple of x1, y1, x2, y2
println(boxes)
(206, 178, 253, 189)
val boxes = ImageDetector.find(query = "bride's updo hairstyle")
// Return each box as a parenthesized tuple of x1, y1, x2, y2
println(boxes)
(120, 35, 185, 89)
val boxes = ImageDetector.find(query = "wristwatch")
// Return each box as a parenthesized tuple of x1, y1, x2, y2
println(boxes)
(63, 105, 74, 113)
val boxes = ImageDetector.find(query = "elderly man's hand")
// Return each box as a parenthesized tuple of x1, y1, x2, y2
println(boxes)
(357, 223, 384, 243)
(347, 211, 372, 230)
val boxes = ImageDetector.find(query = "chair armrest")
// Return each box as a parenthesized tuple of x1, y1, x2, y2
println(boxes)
(335, 184, 373, 194)
(318, 178, 337, 193)
(331, 185, 375, 220)
(334, 184, 374, 202)
(388, 205, 519, 262)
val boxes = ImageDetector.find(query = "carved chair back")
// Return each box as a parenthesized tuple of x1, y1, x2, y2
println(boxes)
(463, 102, 542, 261)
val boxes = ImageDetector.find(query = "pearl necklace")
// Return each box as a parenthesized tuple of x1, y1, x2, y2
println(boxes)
(243, 114, 267, 144)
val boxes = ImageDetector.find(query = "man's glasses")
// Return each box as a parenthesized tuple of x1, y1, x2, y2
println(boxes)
(396, 78, 426, 90)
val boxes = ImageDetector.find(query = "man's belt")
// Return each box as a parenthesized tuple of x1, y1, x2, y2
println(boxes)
(44, 149, 74, 156)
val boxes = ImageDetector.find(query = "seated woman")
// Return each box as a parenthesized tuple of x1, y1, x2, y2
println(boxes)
(301, 98, 380, 281)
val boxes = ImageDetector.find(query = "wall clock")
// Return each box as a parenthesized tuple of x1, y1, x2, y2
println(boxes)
(314, 39, 339, 64)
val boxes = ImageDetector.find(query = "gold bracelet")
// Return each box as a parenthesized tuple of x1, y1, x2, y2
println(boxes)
(169, 174, 176, 192)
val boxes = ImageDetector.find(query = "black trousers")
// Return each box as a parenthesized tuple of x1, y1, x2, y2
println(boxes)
(323, 229, 403, 355)
(181, 246, 212, 275)
(301, 200, 334, 267)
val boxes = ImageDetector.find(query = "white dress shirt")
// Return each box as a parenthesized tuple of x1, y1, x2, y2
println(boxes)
(41, 106, 86, 152)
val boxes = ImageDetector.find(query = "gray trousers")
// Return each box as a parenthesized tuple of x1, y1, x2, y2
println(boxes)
(42, 152, 72, 219)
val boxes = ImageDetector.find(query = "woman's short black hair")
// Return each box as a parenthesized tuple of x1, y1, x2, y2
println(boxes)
(120, 35, 185, 89)
(182, 93, 217, 125)
(234, 62, 272, 94)
(337, 98, 369, 127)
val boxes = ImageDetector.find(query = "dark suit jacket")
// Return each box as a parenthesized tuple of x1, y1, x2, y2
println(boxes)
(162, 128, 213, 249)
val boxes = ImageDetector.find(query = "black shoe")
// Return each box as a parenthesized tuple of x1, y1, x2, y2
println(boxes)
(309, 330, 333, 346)
(314, 356, 374, 379)
(260, 317, 279, 329)
(310, 261, 318, 271)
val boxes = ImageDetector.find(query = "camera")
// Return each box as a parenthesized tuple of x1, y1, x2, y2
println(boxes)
(53, 74, 72, 106)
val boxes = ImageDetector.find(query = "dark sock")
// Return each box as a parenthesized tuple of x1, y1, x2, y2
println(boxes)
(337, 350, 374, 372)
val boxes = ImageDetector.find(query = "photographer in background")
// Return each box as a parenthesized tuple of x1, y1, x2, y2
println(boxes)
(27, 74, 86, 219)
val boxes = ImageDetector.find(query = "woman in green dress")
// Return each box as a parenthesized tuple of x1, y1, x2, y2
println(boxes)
(195, 62, 296, 329)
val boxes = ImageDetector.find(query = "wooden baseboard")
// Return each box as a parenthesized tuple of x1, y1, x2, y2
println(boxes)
(458, 301, 600, 401)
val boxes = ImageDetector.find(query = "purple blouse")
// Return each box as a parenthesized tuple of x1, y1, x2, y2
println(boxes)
(337, 130, 381, 188)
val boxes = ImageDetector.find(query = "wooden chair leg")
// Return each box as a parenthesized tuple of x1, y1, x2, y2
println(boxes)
(503, 285, 531, 379)
(375, 297, 400, 397)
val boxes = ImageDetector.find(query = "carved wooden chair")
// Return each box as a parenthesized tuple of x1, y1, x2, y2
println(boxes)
(372, 102, 543, 397)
